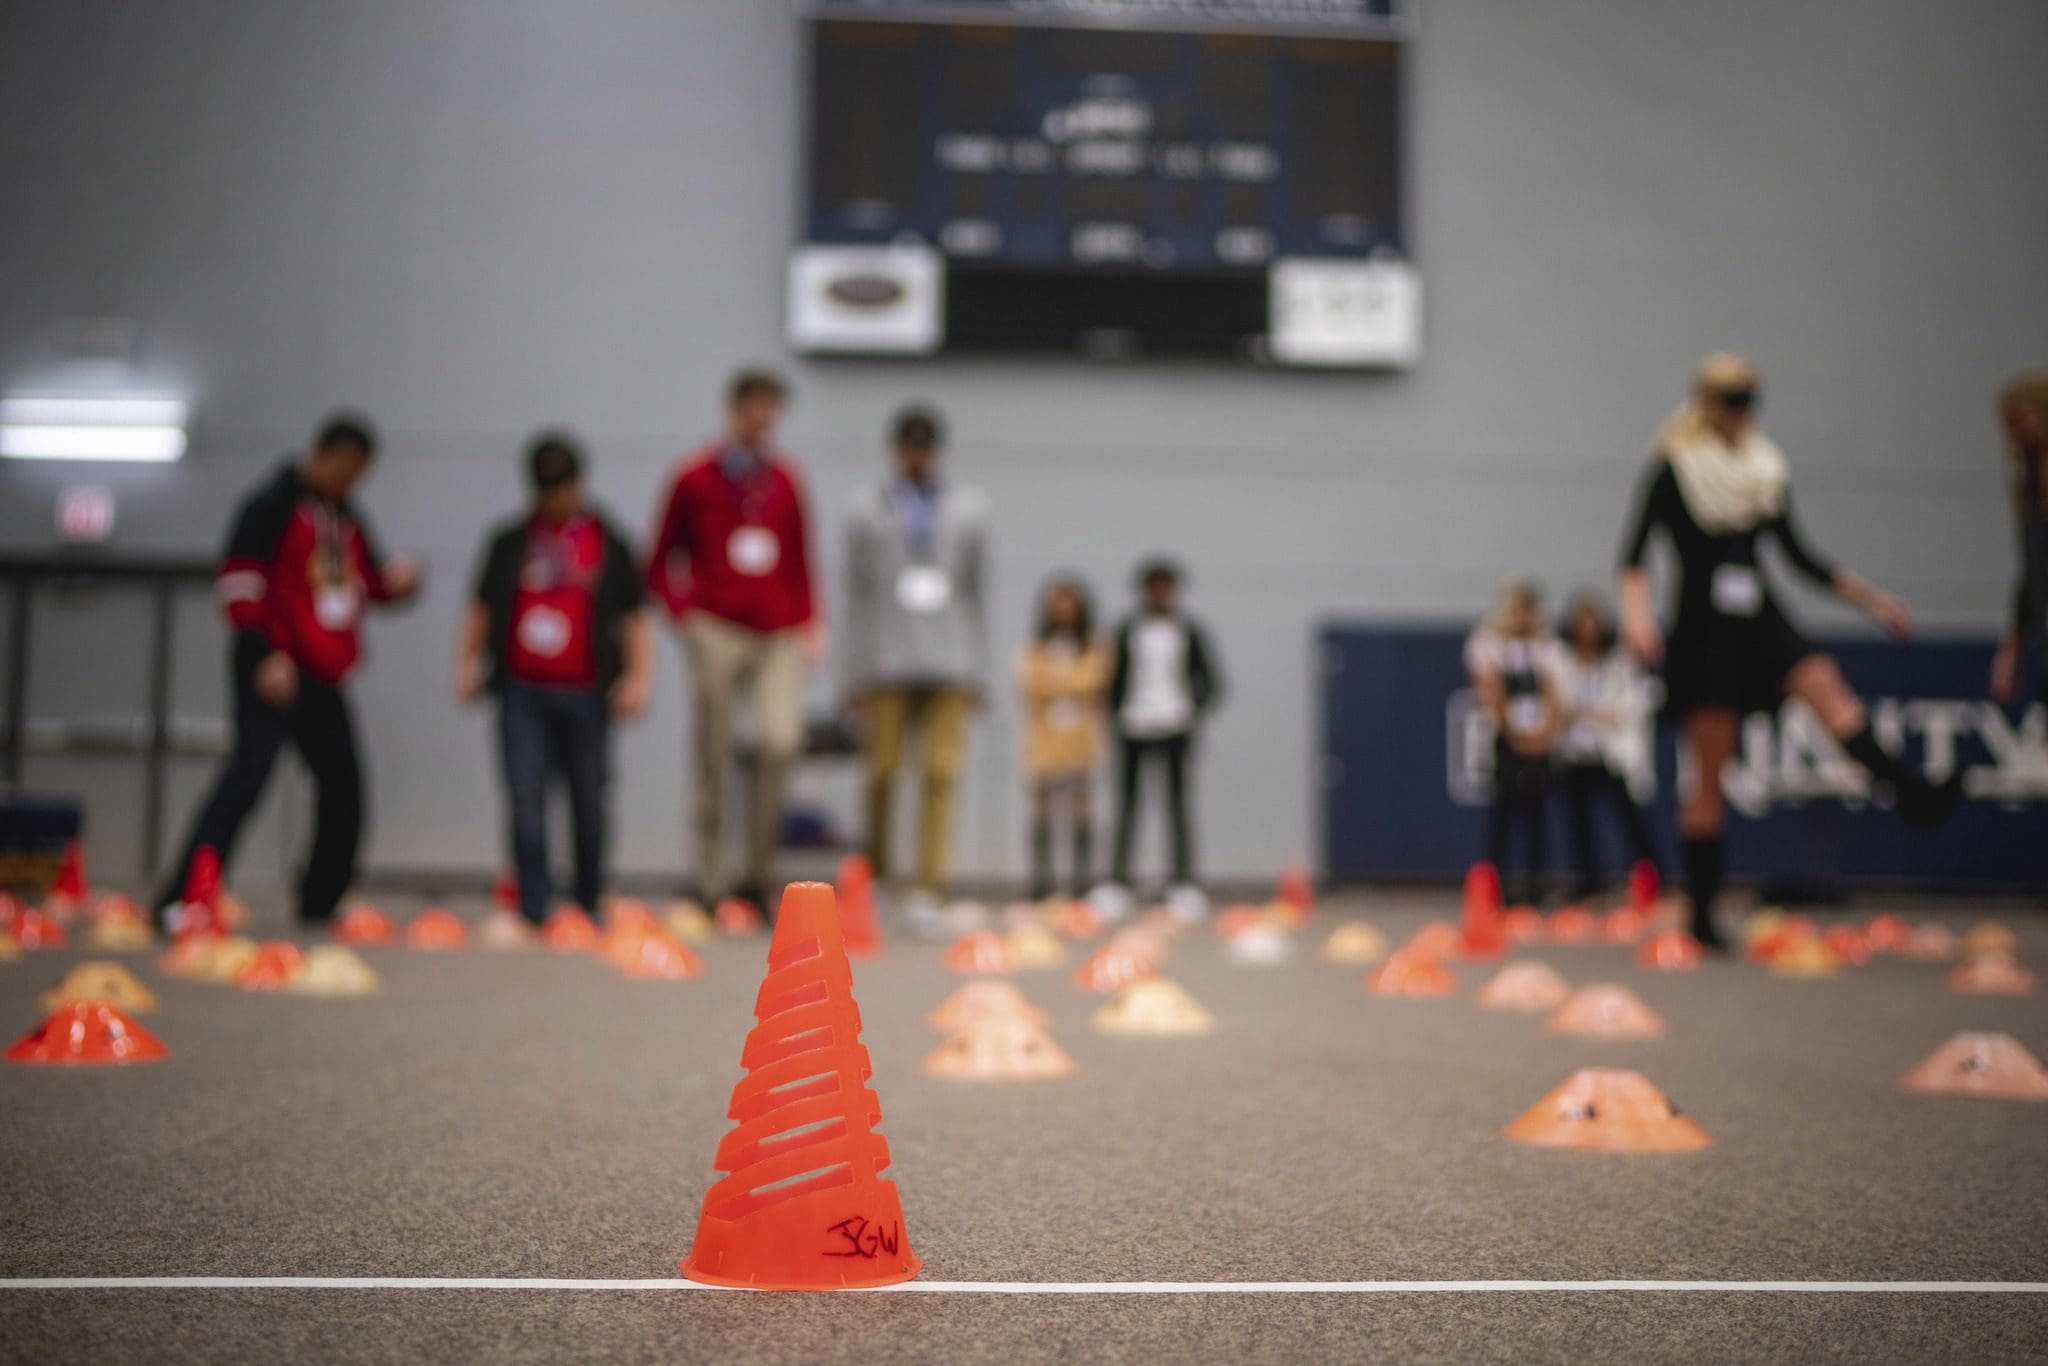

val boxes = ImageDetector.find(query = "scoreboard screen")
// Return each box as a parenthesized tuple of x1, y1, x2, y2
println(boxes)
(789, 0, 1420, 367)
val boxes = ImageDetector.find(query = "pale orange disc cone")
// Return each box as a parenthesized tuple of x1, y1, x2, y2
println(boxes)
(1635, 929, 1704, 973)
(164, 935, 257, 984)
(1865, 913, 1911, 953)
(541, 906, 600, 952)
(286, 945, 381, 997)
(926, 981, 1047, 1032)
(333, 904, 397, 947)
(944, 930, 1020, 976)
(83, 906, 155, 952)
(665, 900, 715, 943)
(1899, 1032, 2048, 1101)
(1502, 907, 1546, 943)
(1054, 899, 1104, 939)
(1546, 906, 1599, 944)
(40, 962, 158, 1014)
(1505, 1068, 1710, 1151)
(1601, 905, 1647, 944)
(1109, 925, 1172, 963)
(1406, 921, 1462, 958)
(1070, 946, 1157, 993)
(1475, 961, 1571, 1011)
(1213, 905, 1267, 941)
(1900, 922, 1958, 962)
(1770, 938, 1841, 980)
(714, 897, 763, 936)
(1949, 955, 2035, 996)
(619, 931, 703, 981)
(406, 908, 468, 951)
(1964, 921, 2018, 960)
(478, 910, 533, 950)
(598, 919, 656, 970)
(1365, 948, 1456, 998)
(1320, 921, 1389, 964)
(0, 931, 19, 963)
(923, 1015, 1075, 1079)
(1546, 984, 1664, 1038)
(603, 898, 658, 933)
(1004, 922, 1066, 969)
(1091, 978, 1215, 1036)
(232, 940, 306, 991)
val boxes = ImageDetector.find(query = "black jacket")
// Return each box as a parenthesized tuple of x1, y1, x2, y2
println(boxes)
(470, 509, 643, 692)
(1108, 612, 1223, 736)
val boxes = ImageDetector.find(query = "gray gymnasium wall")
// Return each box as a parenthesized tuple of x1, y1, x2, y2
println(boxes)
(3, 0, 2047, 896)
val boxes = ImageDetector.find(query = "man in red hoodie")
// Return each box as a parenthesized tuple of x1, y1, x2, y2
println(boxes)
(156, 413, 421, 929)
(645, 370, 818, 917)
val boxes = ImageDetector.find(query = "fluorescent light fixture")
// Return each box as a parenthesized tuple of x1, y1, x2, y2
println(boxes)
(0, 396, 189, 462)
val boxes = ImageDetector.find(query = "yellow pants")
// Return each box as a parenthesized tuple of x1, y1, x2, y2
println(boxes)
(863, 685, 974, 894)
(681, 613, 805, 897)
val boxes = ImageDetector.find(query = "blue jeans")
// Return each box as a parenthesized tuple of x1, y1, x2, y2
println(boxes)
(499, 682, 610, 924)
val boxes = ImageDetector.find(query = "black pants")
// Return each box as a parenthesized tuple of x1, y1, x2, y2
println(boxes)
(157, 667, 362, 926)
(1558, 759, 1659, 900)
(499, 682, 610, 925)
(1487, 739, 1549, 904)
(1112, 733, 1193, 888)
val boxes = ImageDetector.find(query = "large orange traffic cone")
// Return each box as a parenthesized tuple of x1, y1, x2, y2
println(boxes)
(1625, 861, 1659, 915)
(406, 908, 468, 951)
(47, 839, 89, 909)
(1459, 862, 1505, 959)
(837, 855, 882, 958)
(6, 1002, 167, 1066)
(1504, 1068, 1710, 1151)
(168, 846, 226, 941)
(681, 883, 918, 1290)
(1899, 1032, 2048, 1102)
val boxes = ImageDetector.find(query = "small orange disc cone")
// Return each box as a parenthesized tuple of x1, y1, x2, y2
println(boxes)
(1213, 905, 1267, 941)
(1865, 913, 1910, 953)
(603, 898, 658, 932)
(233, 940, 306, 991)
(40, 962, 158, 1015)
(1070, 945, 1157, 993)
(1547, 984, 1664, 1038)
(478, 910, 533, 950)
(1502, 906, 1546, 943)
(1365, 948, 1456, 998)
(837, 855, 882, 958)
(924, 1015, 1076, 1079)
(540, 906, 600, 952)
(1505, 1068, 1710, 1151)
(681, 882, 918, 1290)
(406, 908, 468, 951)
(83, 899, 154, 951)
(1770, 937, 1841, 979)
(1475, 961, 1571, 1011)
(598, 919, 655, 969)
(1948, 954, 2035, 996)
(714, 897, 764, 936)
(12, 908, 67, 950)
(619, 931, 703, 981)
(1900, 922, 1957, 962)
(1600, 905, 1648, 944)
(1636, 929, 1703, 973)
(1964, 921, 2018, 960)
(944, 930, 1020, 976)
(1821, 924, 1871, 966)
(1547, 905, 1598, 944)
(1054, 899, 1103, 940)
(6, 1002, 167, 1066)
(927, 981, 1047, 1032)
(1899, 1032, 2048, 1102)
(1406, 921, 1462, 959)
(334, 904, 398, 946)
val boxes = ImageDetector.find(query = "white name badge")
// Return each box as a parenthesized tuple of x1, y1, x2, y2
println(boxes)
(516, 605, 572, 658)
(1507, 696, 1546, 735)
(314, 585, 360, 630)
(1711, 564, 1763, 617)
(727, 526, 780, 577)
(896, 565, 952, 613)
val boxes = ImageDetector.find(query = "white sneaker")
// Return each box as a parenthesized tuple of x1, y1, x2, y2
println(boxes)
(1086, 882, 1135, 925)
(1165, 884, 1211, 923)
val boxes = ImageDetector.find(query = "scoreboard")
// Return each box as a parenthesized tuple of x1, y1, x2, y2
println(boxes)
(789, 0, 1420, 366)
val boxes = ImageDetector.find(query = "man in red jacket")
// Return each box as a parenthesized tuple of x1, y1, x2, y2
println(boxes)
(156, 413, 421, 929)
(645, 370, 818, 917)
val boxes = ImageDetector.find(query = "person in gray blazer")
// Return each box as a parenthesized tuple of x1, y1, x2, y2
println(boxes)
(844, 407, 990, 931)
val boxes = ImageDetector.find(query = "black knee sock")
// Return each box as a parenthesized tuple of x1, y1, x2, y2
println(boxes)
(1681, 836, 1726, 947)
(1072, 824, 1093, 894)
(1030, 821, 1054, 900)
(1840, 726, 1960, 831)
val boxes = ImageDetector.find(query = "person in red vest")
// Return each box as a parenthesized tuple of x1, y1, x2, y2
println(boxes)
(456, 434, 650, 924)
(156, 414, 421, 929)
(645, 369, 819, 919)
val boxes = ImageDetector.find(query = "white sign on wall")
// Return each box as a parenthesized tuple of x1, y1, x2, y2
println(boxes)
(787, 244, 944, 355)
(1269, 256, 1421, 368)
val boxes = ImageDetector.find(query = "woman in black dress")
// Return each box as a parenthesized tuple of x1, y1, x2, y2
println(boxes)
(1618, 353, 1956, 948)
(1990, 373, 2048, 707)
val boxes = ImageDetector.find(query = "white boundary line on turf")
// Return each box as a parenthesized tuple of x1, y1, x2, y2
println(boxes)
(3, 1278, 2044, 1295)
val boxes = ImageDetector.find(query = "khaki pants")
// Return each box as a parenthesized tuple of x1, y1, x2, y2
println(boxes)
(863, 685, 974, 894)
(682, 614, 805, 898)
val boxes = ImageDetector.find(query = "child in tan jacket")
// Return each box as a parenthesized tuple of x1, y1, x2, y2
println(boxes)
(1016, 576, 1111, 899)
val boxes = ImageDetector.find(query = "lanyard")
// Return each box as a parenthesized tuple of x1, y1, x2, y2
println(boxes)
(892, 479, 939, 559)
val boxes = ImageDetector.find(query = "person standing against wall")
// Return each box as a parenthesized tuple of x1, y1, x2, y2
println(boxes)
(1552, 591, 1660, 902)
(1464, 579, 1565, 908)
(1618, 353, 1958, 950)
(1108, 559, 1222, 908)
(1017, 576, 1111, 901)
(156, 414, 421, 930)
(645, 370, 819, 921)
(455, 434, 650, 925)
(843, 407, 989, 934)
(1990, 373, 2048, 707)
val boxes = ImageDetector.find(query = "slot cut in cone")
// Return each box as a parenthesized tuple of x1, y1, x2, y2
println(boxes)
(923, 1015, 1076, 1079)
(1476, 961, 1570, 1012)
(7, 1002, 167, 1066)
(1899, 1032, 2048, 1102)
(287, 945, 382, 997)
(1546, 984, 1664, 1038)
(926, 981, 1046, 1032)
(1091, 978, 1214, 1036)
(40, 962, 158, 1014)
(1505, 1068, 1710, 1151)
(681, 883, 917, 1290)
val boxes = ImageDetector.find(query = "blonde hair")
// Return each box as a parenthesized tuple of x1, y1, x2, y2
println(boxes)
(2001, 371, 2048, 518)
(1484, 577, 1544, 636)
(1654, 351, 1761, 454)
